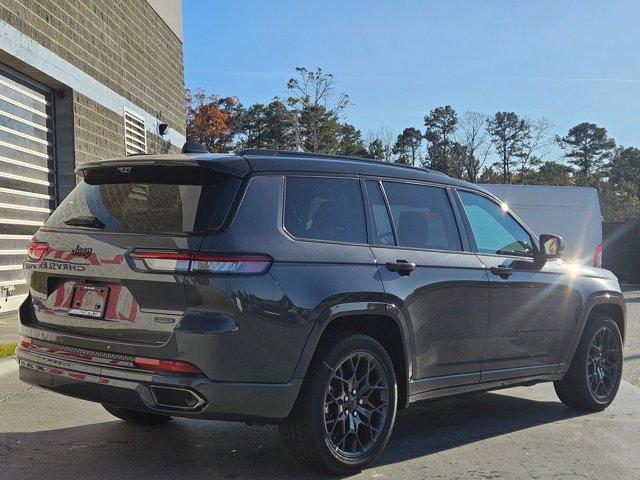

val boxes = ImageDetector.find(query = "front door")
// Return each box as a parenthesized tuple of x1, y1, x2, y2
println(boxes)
(456, 190, 574, 380)
(364, 180, 490, 394)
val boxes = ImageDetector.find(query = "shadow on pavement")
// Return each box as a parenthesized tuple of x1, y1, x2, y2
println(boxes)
(380, 389, 584, 467)
(0, 389, 584, 480)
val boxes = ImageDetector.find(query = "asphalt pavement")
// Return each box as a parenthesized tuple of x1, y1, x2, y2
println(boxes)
(0, 312, 18, 344)
(1, 365, 639, 480)
(622, 285, 640, 387)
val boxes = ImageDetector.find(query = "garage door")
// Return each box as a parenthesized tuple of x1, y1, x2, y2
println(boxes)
(0, 66, 55, 310)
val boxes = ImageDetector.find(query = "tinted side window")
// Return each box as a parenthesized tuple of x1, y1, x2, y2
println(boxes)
(284, 177, 366, 243)
(365, 181, 394, 246)
(458, 191, 533, 256)
(383, 182, 462, 251)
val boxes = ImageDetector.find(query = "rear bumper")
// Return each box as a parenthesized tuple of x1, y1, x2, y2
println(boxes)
(16, 343, 302, 424)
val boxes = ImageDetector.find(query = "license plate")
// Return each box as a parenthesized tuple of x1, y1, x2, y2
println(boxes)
(68, 285, 109, 319)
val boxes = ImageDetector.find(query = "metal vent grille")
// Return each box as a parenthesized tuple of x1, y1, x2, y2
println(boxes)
(124, 109, 147, 155)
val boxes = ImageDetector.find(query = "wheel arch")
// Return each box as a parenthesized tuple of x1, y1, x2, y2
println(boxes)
(589, 302, 626, 341)
(292, 302, 414, 409)
(562, 291, 626, 369)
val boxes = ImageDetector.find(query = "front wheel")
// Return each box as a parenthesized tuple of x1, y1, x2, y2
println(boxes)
(279, 332, 398, 475)
(554, 315, 623, 411)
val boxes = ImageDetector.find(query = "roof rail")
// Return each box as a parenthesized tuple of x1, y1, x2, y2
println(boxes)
(238, 149, 447, 176)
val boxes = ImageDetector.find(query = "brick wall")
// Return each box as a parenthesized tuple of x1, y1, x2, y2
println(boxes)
(73, 92, 125, 165)
(0, 0, 185, 136)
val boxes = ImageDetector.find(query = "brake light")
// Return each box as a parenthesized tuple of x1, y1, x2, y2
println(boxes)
(594, 243, 603, 268)
(19, 336, 32, 349)
(129, 250, 272, 274)
(27, 239, 49, 262)
(134, 356, 200, 374)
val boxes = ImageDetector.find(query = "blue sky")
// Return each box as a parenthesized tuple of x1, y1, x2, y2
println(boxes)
(183, 0, 640, 152)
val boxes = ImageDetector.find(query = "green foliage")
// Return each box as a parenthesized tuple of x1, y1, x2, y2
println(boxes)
(0, 342, 16, 358)
(477, 166, 504, 184)
(608, 146, 640, 195)
(424, 105, 462, 175)
(365, 138, 388, 160)
(336, 123, 367, 157)
(521, 161, 574, 186)
(298, 105, 341, 153)
(286, 67, 350, 153)
(599, 182, 640, 222)
(599, 146, 640, 221)
(556, 122, 616, 185)
(392, 127, 423, 165)
(487, 111, 530, 183)
(238, 99, 296, 150)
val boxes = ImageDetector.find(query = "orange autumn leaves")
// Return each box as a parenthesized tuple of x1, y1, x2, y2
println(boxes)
(185, 88, 241, 153)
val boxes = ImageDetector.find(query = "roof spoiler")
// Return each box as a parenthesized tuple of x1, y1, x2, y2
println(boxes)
(182, 141, 209, 154)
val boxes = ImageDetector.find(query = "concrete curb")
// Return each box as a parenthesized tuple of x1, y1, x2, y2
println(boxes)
(0, 356, 18, 377)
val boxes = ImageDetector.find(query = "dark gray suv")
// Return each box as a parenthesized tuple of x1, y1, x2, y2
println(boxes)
(16, 149, 625, 474)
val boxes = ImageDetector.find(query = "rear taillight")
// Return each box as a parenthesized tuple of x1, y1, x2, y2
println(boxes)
(19, 336, 31, 349)
(129, 250, 192, 272)
(27, 239, 49, 262)
(594, 243, 603, 268)
(134, 356, 200, 374)
(129, 250, 272, 275)
(191, 254, 272, 274)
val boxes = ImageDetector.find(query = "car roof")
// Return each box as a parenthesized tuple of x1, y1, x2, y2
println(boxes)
(76, 148, 486, 192)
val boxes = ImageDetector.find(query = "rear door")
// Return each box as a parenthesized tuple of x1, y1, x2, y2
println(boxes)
(24, 164, 241, 346)
(364, 179, 490, 393)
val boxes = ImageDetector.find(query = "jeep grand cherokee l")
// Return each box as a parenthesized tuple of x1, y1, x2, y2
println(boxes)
(16, 148, 625, 474)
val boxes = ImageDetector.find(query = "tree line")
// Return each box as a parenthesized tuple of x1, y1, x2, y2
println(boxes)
(186, 66, 639, 222)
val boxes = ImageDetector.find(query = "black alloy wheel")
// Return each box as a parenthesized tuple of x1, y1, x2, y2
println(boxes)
(554, 315, 623, 411)
(586, 324, 621, 401)
(324, 351, 390, 458)
(279, 332, 398, 474)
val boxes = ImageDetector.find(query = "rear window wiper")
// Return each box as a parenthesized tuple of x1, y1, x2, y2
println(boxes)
(64, 215, 105, 229)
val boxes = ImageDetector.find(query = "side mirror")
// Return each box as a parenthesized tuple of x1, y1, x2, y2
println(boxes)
(539, 234, 564, 260)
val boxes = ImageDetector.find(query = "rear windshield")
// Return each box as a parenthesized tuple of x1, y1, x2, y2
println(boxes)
(46, 165, 240, 234)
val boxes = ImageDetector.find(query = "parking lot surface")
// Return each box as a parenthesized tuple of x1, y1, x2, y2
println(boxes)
(622, 286, 640, 387)
(0, 312, 18, 344)
(0, 365, 639, 479)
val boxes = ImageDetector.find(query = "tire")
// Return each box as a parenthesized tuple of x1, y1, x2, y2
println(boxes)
(102, 404, 173, 425)
(554, 314, 623, 411)
(279, 331, 398, 475)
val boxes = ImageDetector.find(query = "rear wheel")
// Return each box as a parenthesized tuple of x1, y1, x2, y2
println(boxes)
(102, 404, 173, 425)
(279, 332, 398, 475)
(554, 315, 623, 411)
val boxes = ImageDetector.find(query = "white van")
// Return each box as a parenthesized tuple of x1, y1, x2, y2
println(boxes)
(481, 184, 603, 267)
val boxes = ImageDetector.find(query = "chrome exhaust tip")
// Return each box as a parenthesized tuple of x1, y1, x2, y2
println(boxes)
(150, 385, 206, 410)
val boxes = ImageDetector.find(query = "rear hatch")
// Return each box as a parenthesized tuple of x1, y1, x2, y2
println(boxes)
(23, 161, 243, 345)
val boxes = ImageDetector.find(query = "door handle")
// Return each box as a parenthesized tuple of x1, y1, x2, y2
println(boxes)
(385, 260, 416, 276)
(490, 266, 514, 278)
